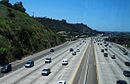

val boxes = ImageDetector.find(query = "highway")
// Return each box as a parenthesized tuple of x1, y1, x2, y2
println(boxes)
(0, 38, 92, 84)
(94, 38, 130, 84)
(0, 37, 130, 84)
(0, 40, 77, 78)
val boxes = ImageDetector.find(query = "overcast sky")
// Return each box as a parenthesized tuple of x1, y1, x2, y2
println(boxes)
(10, 0, 130, 32)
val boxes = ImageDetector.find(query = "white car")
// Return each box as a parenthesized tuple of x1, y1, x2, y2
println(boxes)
(57, 80, 66, 84)
(62, 59, 68, 65)
(45, 57, 51, 63)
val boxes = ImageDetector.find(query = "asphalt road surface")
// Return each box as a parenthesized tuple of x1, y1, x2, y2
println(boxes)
(1, 37, 129, 84)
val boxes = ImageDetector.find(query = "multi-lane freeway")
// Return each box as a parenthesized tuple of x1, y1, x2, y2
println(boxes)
(0, 37, 130, 84)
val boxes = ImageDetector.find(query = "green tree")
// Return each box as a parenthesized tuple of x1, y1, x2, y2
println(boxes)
(13, 2, 26, 13)
(0, 0, 12, 8)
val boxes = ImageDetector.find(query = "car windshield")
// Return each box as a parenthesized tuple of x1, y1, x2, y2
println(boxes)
(43, 69, 49, 71)
(26, 61, 32, 64)
(46, 58, 51, 60)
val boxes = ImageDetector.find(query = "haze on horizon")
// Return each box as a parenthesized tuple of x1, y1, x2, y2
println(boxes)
(10, 0, 130, 32)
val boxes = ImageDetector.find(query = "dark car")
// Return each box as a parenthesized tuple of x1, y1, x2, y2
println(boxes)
(123, 71, 130, 77)
(105, 48, 108, 51)
(45, 57, 52, 63)
(41, 68, 51, 76)
(104, 53, 108, 57)
(124, 52, 128, 55)
(1, 64, 12, 73)
(116, 80, 127, 84)
(101, 49, 104, 52)
(125, 62, 130, 66)
(111, 55, 116, 59)
(50, 49, 54, 52)
(25, 60, 34, 68)
(70, 48, 73, 52)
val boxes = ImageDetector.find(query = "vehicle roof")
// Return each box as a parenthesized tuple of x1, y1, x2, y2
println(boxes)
(27, 60, 34, 62)
(63, 59, 68, 61)
(46, 57, 51, 59)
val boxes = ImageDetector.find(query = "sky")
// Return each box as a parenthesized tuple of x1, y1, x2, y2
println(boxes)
(10, 0, 130, 32)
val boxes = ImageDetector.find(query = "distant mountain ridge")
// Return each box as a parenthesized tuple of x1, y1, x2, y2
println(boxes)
(35, 17, 98, 36)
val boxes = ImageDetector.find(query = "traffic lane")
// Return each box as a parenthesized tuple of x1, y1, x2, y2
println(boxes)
(71, 42, 91, 84)
(28, 40, 89, 84)
(108, 51, 130, 83)
(0, 40, 79, 78)
(97, 44, 129, 84)
(87, 43, 97, 84)
(15, 41, 84, 84)
(110, 45, 130, 61)
(47, 40, 90, 84)
(0, 39, 87, 82)
(95, 44, 117, 84)
(0, 41, 80, 84)
(112, 43, 130, 54)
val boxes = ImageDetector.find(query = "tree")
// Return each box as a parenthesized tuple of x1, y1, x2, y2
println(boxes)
(0, 0, 12, 8)
(0, 0, 9, 4)
(13, 2, 26, 13)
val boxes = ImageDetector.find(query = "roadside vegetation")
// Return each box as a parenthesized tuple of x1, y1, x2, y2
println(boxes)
(0, 0, 65, 65)
(105, 32, 130, 48)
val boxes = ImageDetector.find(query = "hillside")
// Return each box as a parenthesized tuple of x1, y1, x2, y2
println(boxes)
(35, 17, 98, 37)
(0, 3, 65, 64)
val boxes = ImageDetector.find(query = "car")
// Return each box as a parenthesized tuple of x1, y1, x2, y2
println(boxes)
(109, 46, 112, 48)
(116, 80, 127, 84)
(45, 57, 51, 63)
(70, 48, 73, 52)
(111, 55, 116, 59)
(104, 53, 108, 57)
(41, 68, 51, 76)
(72, 51, 76, 55)
(62, 59, 68, 65)
(125, 62, 130, 66)
(105, 48, 108, 51)
(57, 80, 66, 84)
(1, 64, 12, 73)
(124, 52, 128, 55)
(76, 49, 80, 52)
(123, 70, 130, 77)
(101, 49, 104, 52)
(25, 60, 34, 68)
(50, 49, 54, 52)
